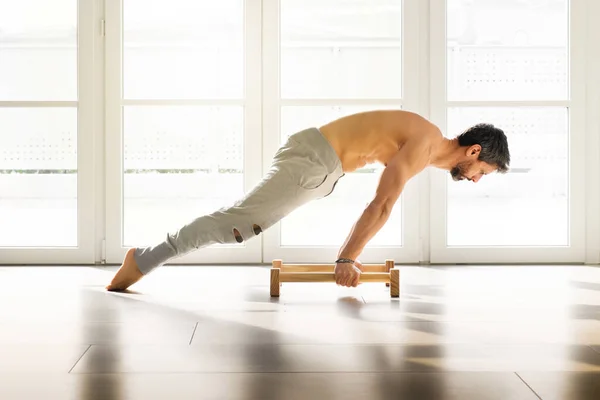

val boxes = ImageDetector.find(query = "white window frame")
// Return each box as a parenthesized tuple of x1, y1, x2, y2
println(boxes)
(104, 0, 263, 264)
(0, 0, 97, 264)
(428, 0, 588, 263)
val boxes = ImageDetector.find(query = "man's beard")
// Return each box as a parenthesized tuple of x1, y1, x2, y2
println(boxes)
(450, 163, 467, 181)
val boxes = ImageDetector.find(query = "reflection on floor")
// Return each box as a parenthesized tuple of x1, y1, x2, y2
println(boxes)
(0, 264, 599, 399)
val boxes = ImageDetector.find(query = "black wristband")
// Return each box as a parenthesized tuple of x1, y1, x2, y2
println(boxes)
(335, 258, 355, 264)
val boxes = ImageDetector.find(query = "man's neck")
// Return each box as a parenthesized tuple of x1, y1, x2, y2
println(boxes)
(430, 138, 462, 170)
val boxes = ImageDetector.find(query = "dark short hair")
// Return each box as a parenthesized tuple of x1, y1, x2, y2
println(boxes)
(457, 123, 510, 173)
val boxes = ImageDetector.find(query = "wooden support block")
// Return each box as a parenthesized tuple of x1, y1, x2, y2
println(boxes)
(270, 268, 280, 297)
(272, 259, 283, 288)
(385, 259, 394, 287)
(390, 268, 400, 298)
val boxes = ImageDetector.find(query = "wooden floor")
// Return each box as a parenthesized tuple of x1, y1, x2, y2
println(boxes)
(1, 264, 599, 400)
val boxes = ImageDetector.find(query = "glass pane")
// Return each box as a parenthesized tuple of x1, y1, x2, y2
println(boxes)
(0, 108, 77, 246)
(280, 106, 402, 246)
(124, 0, 243, 99)
(0, 0, 77, 100)
(281, 0, 402, 99)
(446, 107, 568, 246)
(447, 0, 568, 100)
(123, 106, 244, 246)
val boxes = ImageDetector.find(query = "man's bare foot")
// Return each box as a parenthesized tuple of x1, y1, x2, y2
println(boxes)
(106, 248, 144, 291)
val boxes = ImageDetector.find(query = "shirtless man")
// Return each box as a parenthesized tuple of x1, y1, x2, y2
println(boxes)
(106, 110, 510, 291)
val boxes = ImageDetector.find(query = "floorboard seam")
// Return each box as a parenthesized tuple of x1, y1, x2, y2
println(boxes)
(189, 322, 199, 345)
(514, 372, 542, 399)
(68, 345, 92, 374)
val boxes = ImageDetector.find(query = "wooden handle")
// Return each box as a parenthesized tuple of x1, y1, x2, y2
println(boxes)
(279, 272, 390, 283)
(278, 265, 388, 273)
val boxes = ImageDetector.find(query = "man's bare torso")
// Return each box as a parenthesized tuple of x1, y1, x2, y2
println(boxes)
(319, 110, 441, 172)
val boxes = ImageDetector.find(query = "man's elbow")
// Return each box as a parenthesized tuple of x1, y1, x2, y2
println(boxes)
(368, 197, 394, 218)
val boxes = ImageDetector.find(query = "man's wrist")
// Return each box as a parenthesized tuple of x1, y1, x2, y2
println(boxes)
(335, 257, 355, 264)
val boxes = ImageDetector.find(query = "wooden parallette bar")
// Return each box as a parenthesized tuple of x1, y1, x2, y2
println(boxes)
(270, 259, 399, 298)
(276, 264, 389, 273)
(280, 272, 390, 283)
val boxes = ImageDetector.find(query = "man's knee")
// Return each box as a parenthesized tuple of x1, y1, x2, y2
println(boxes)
(232, 224, 263, 243)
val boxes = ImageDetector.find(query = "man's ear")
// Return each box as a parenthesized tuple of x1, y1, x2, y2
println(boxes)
(466, 144, 481, 157)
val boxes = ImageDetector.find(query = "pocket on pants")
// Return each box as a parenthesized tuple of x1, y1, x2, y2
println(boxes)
(299, 173, 328, 190)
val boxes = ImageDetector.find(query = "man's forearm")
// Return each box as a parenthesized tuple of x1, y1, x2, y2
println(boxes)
(337, 202, 391, 261)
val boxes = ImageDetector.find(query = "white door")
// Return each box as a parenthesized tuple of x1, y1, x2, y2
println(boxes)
(0, 0, 96, 264)
(261, 0, 421, 264)
(104, 0, 263, 264)
(429, 0, 586, 263)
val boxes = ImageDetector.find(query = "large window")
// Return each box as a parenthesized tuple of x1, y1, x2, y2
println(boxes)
(278, 0, 403, 247)
(446, 0, 570, 246)
(259, 0, 421, 264)
(121, 0, 245, 246)
(430, 0, 585, 263)
(0, 0, 78, 247)
(1, 0, 597, 265)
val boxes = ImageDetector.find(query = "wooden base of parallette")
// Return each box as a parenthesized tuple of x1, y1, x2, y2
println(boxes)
(270, 259, 399, 298)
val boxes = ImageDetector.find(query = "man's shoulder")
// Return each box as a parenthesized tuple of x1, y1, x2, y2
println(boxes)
(399, 125, 442, 167)
(404, 123, 442, 148)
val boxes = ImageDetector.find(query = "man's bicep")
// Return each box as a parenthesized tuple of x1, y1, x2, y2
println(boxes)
(373, 141, 429, 207)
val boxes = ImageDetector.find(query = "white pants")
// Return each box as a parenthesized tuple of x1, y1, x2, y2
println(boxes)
(134, 127, 345, 274)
